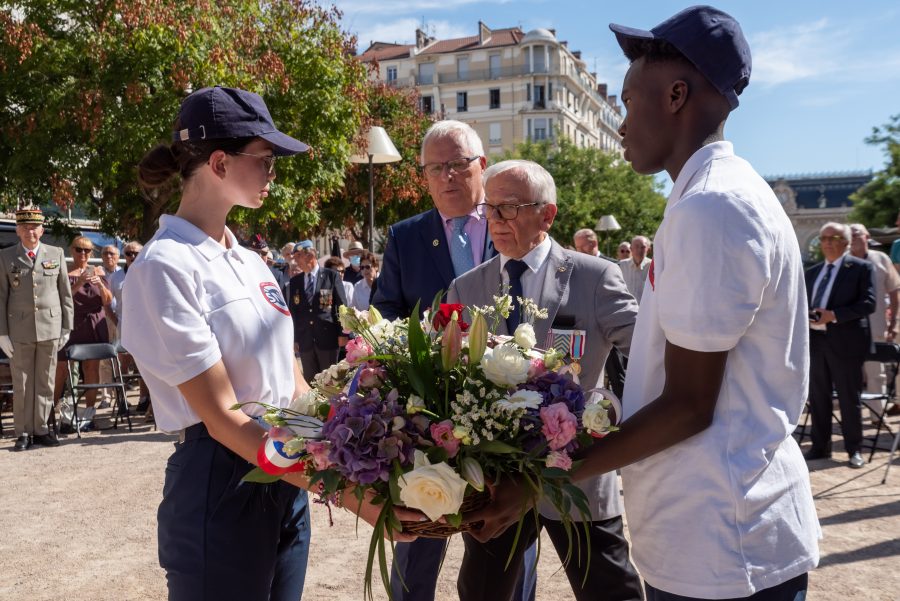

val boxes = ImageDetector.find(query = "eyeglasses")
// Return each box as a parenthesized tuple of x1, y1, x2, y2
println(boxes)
(124, 251, 139, 257)
(820, 235, 847, 244)
(360, 265, 373, 271)
(475, 202, 544, 221)
(232, 151, 276, 175)
(421, 156, 480, 177)
(72, 247, 93, 254)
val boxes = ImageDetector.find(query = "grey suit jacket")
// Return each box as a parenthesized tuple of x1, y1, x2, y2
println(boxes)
(0, 244, 74, 343)
(448, 238, 638, 520)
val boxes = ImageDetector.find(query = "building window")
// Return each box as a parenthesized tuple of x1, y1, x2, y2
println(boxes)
(532, 45, 545, 72)
(489, 123, 502, 145)
(526, 83, 531, 101)
(386, 66, 397, 83)
(457, 92, 468, 112)
(457, 56, 469, 80)
(421, 95, 434, 114)
(489, 88, 500, 109)
(490, 54, 501, 79)
(418, 63, 434, 85)
(534, 118, 547, 141)
(534, 85, 546, 109)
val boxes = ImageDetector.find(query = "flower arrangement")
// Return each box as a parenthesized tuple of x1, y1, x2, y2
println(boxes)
(238, 293, 618, 599)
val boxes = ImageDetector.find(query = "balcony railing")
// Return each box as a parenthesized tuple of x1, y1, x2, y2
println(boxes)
(413, 64, 550, 86)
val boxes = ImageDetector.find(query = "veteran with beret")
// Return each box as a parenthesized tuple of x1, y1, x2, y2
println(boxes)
(0, 206, 74, 451)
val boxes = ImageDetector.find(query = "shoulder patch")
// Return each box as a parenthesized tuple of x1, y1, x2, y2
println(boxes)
(259, 281, 290, 316)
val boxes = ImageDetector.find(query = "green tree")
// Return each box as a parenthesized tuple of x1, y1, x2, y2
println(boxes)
(318, 81, 433, 250)
(503, 138, 666, 252)
(849, 114, 900, 228)
(0, 0, 368, 242)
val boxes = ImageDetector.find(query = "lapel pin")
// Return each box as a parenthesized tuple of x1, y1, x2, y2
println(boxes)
(557, 266, 567, 273)
(432, 239, 439, 247)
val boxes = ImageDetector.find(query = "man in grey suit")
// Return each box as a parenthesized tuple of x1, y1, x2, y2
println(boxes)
(0, 207, 74, 451)
(448, 160, 642, 601)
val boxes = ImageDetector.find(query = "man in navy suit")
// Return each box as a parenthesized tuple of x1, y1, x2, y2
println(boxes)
(373, 120, 495, 601)
(805, 222, 876, 468)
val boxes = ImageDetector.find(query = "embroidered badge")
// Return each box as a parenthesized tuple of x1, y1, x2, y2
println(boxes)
(42, 260, 59, 270)
(259, 282, 290, 316)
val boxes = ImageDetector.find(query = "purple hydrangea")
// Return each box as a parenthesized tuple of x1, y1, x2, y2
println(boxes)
(321, 389, 417, 484)
(517, 371, 586, 454)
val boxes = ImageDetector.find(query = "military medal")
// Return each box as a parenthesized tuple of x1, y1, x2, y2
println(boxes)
(568, 329, 586, 375)
(10, 264, 20, 288)
(544, 326, 587, 376)
(293, 292, 300, 305)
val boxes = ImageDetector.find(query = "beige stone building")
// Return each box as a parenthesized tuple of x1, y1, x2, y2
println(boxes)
(358, 22, 624, 156)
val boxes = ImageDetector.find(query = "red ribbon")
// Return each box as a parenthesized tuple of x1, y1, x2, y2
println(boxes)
(256, 442, 306, 476)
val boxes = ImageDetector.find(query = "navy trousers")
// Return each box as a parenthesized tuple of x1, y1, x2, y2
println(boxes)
(158, 424, 311, 601)
(645, 573, 808, 601)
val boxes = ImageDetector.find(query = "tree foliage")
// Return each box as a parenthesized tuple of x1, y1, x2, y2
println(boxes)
(849, 114, 900, 228)
(318, 81, 433, 251)
(502, 138, 666, 252)
(0, 0, 369, 242)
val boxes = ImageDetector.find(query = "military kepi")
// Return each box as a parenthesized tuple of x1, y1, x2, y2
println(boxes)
(16, 205, 44, 225)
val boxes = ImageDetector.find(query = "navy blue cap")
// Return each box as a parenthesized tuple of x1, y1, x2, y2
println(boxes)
(293, 240, 314, 253)
(610, 5, 751, 109)
(174, 86, 309, 156)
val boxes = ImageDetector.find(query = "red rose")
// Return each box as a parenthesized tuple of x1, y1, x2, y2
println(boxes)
(432, 303, 469, 331)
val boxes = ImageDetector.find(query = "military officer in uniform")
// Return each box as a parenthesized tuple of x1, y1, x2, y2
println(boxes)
(0, 206, 74, 450)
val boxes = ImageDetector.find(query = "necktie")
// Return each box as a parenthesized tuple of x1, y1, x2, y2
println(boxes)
(305, 273, 316, 302)
(27, 251, 35, 261)
(449, 216, 475, 277)
(504, 259, 529, 333)
(811, 263, 835, 309)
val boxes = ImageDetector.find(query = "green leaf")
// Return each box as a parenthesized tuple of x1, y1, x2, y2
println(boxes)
(445, 512, 462, 528)
(425, 445, 449, 464)
(240, 467, 283, 484)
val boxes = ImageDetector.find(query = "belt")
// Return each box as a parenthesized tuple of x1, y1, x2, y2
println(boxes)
(178, 422, 210, 444)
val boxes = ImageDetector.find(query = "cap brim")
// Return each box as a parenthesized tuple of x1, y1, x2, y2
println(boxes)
(260, 130, 310, 156)
(608, 23, 656, 52)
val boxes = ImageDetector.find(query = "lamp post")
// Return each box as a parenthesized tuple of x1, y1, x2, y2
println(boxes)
(349, 126, 402, 250)
(596, 214, 621, 257)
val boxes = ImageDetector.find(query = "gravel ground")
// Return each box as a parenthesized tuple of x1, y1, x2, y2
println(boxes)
(0, 403, 898, 601)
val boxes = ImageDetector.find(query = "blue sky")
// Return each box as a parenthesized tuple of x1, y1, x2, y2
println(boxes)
(332, 0, 900, 182)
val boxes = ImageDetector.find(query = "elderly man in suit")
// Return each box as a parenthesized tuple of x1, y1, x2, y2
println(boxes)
(0, 206, 74, 451)
(448, 160, 642, 601)
(374, 120, 498, 601)
(287, 240, 347, 379)
(805, 222, 876, 468)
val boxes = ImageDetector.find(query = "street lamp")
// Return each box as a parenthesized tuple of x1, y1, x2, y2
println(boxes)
(596, 214, 621, 256)
(349, 126, 402, 250)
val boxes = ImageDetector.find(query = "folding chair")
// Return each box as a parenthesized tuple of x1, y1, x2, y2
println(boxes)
(65, 343, 132, 439)
(861, 342, 900, 461)
(883, 428, 900, 484)
(115, 343, 155, 432)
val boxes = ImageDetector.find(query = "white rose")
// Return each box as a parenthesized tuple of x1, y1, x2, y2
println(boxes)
(495, 389, 543, 412)
(399, 451, 469, 521)
(480, 345, 531, 388)
(289, 391, 318, 415)
(583, 402, 611, 435)
(513, 323, 537, 350)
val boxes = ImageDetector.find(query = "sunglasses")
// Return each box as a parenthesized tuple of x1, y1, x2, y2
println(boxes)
(72, 247, 93, 254)
(124, 251, 139, 257)
(360, 265, 373, 270)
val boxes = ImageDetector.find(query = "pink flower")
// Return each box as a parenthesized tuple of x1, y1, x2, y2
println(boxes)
(305, 440, 332, 470)
(358, 366, 385, 388)
(430, 419, 460, 458)
(540, 402, 578, 451)
(545, 450, 572, 471)
(345, 337, 374, 364)
(528, 358, 547, 378)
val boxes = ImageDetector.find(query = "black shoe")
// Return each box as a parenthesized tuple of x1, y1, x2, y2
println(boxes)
(803, 449, 831, 461)
(59, 422, 76, 435)
(848, 452, 865, 469)
(32, 432, 60, 447)
(13, 434, 31, 451)
(135, 397, 150, 413)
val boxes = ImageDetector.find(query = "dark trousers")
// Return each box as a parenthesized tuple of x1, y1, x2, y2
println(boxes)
(808, 332, 864, 455)
(645, 572, 807, 601)
(158, 425, 310, 601)
(298, 347, 340, 380)
(390, 538, 447, 601)
(458, 515, 643, 601)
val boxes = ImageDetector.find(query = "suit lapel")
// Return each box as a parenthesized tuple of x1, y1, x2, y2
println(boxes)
(420, 209, 455, 287)
(15, 245, 33, 271)
(534, 240, 573, 344)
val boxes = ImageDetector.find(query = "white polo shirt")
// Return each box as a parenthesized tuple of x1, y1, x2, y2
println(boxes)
(620, 142, 820, 598)
(121, 215, 295, 433)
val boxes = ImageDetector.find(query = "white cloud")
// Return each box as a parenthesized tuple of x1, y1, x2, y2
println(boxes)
(352, 18, 471, 47)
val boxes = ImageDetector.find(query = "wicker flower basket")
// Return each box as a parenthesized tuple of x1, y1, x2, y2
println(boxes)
(400, 489, 492, 538)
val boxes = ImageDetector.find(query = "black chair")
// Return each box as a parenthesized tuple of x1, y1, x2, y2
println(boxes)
(861, 342, 900, 461)
(64, 343, 131, 438)
(115, 343, 155, 432)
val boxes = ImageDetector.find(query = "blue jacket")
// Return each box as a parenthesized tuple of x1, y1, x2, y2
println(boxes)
(372, 208, 495, 320)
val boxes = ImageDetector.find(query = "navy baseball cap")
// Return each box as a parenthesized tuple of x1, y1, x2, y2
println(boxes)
(174, 86, 309, 156)
(609, 5, 751, 110)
